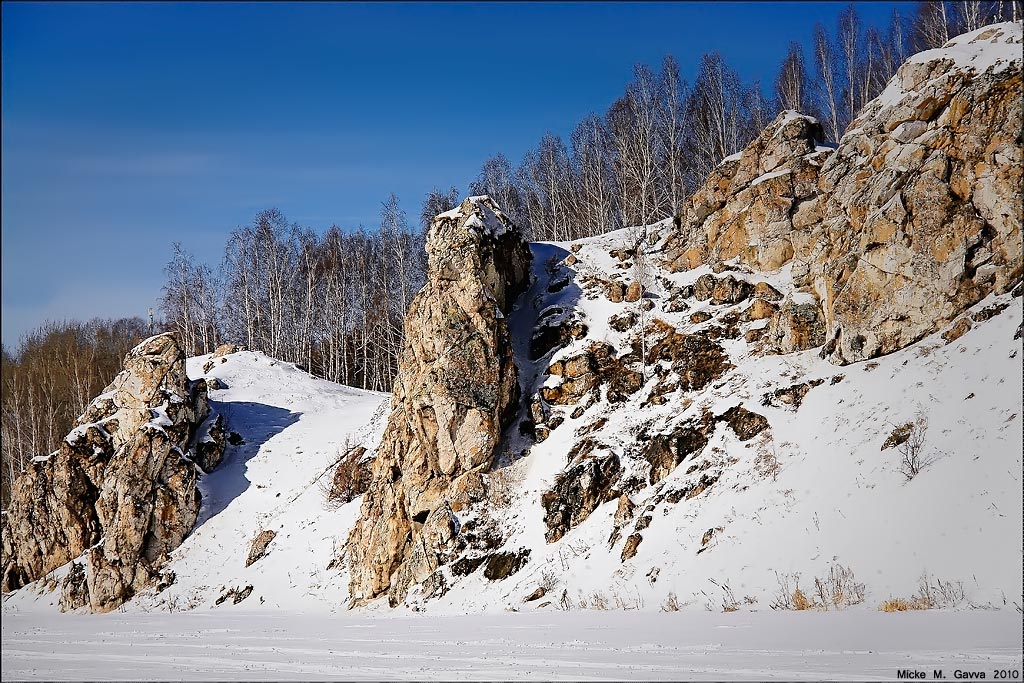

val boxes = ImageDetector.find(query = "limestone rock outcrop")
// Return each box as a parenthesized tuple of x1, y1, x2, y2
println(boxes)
(810, 23, 1022, 362)
(665, 23, 1022, 364)
(1, 333, 220, 612)
(665, 111, 831, 274)
(346, 196, 532, 607)
(541, 451, 622, 543)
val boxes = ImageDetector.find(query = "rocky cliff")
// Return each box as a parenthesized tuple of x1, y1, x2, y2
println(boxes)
(1, 333, 223, 612)
(666, 22, 1022, 363)
(346, 196, 532, 607)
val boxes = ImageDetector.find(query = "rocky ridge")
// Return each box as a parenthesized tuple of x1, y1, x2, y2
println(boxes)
(666, 22, 1022, 364)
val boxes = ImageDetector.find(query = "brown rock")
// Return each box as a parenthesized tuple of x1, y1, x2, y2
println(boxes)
(740, 299, 779, 321)
(941, 317, 972, 343)
(609, 312, 637, 332)
(606, 280, 626, 303)
(483, 548, 531, 581)
(328, 446, 372, 504)
(647, 328, 733, 392)
(624, 281, 643, 303)
(612, 495, 636, 528)
(761, 383, 813, 410)
(1, 333, 215, 612)
(541, 453, 621, 543)
(524, 586, 547, 602)
(246, 530, 277, 568)
(641, 415, 714, 485)
(212, 343, 245, 358)
(346, 196, 532, 607)
(765, 296, 827, 353)
(620, 533, 643, 562)
(693, 274, 753, 305)
(719, 405, 770, 441)
(690, 311, 713, 324)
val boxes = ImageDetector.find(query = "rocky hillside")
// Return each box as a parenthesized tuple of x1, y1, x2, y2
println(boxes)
(2, 23, 1021, 615)
(666, 22, 1022, 364)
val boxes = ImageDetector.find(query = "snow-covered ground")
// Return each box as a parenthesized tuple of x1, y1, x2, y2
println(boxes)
(3, 610, 1021, 681)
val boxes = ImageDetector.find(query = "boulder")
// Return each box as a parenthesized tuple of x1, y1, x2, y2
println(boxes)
(641, 416, 715, 485)
(647, 327, 733, 392)
(541, 342, 643, 406)
(765, 296, 827, 353)
(541, 452, 621, 543)
(693, 274, 753, 305)
(245, 530, 277, 567)
(719, 405, 770, 441)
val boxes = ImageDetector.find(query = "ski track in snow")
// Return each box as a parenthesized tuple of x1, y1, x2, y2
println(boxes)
(3, 610, 1021, 680)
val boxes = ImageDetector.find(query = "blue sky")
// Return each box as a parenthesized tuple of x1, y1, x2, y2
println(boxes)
(1, 1, 914, 349)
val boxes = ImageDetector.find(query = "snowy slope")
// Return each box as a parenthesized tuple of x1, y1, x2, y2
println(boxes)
(415, 231, 1023, 614)
(3, 351, 389, 615)
(5, 229, 1020, 618)
(5, 229, 1020, 619)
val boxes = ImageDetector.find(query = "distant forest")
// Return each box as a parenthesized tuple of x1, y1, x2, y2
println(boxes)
(3, 1, 1021, 504)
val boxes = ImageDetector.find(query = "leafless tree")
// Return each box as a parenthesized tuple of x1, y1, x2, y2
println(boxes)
(813, 23, 843, 141)
(656, 55, 691, 215)
(686, 52, 747, 183)
(570, 113, 619, 234)
(420, 186, 459, 229)
(775, 41, 811, 114)
(912, 0, 953, 51)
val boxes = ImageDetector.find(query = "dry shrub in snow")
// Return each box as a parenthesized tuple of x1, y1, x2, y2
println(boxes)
(898, 413, 932, 480)
(878, 572, 967, 611)
(880, 597, 913, 612)
(884, 412, 933, 481)
(754, 437, 782, 481)
(662, 592, 682, 612)
(539, 568, 559, 592)
(773, 565, 864, 611)
(813, 564, 866, 610)
(771, 572, 808, 610)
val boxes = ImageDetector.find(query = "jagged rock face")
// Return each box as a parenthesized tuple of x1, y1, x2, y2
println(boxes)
(810, 23, 1023, 363)
(764, 296, 828, 353)
(665, 23, 1022, 365)
(542, 342, 643, 406)
(1, 333, 219, 612)
(541, 452, 621, 544)
(642, 418, 714, 485)
(347, 196, 532, 607)
(665, 112, 831, 274)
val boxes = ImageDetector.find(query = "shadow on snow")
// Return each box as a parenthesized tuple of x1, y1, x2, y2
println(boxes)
(193, 400, 301, 528)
